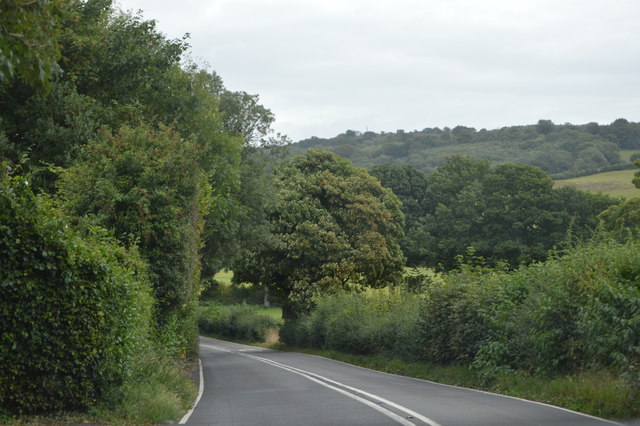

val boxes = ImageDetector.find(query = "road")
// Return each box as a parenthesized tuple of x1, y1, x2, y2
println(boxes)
(179, 336, 619, 426)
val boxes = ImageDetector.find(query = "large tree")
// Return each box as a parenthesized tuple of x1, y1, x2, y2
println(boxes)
(369, 164, 430, 266)
(233, 150, 405, 318)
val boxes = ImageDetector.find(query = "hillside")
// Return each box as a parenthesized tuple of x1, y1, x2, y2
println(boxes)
(288, 119, 640, 179)
(555, 168, 640, 198)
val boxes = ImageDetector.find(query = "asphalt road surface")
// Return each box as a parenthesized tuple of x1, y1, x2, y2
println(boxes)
(179, 336, 620, 426)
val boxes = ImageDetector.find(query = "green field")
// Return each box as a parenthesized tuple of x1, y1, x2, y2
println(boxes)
(213, 269, 234, 285)
(555, 169, 639, 198)
(619, 149, 640, 162)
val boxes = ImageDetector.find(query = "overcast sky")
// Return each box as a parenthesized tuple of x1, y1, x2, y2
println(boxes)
(114, 0, 640, 141)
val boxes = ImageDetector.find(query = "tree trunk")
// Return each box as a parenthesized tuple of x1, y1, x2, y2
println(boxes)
(263, 285, 271, 307)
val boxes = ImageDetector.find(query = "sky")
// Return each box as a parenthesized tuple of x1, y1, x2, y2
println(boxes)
(114, 0, 640, 142)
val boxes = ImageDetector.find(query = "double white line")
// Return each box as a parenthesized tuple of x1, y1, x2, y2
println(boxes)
(197, 343, 441, 426)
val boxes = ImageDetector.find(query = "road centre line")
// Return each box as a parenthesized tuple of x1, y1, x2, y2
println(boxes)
(202, 343, 441, 426)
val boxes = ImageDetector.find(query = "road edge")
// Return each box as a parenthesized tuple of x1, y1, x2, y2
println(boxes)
(178, 358, 204, 424)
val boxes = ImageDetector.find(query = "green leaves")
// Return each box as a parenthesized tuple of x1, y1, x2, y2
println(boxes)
(59, 125, 207, 324)
(0, 0, 64, 92)
(234, 150, 405, 318)
(0, 165, 153, 413)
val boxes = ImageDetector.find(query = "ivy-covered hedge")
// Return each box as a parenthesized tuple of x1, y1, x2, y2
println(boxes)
(0, 166, 153, 413)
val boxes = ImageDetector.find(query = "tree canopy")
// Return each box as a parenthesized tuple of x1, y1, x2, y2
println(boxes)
(233, 150, 405, 318)
(372, 157, 619, 269)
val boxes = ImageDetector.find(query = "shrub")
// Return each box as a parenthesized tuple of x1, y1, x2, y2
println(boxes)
(419, 266, 503, 364)
(282, 289, 423, 360)
(474, 239, 640, 382)
(197, 303, 281, 342)
(0, 166, 153, 413)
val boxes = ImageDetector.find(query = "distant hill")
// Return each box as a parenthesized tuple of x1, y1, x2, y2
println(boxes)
(288, 119, 640, 179)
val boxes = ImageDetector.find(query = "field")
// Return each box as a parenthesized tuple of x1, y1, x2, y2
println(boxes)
(554, 169, 639, 198)
(213, 269, 233, 285)
(619, 149, 640, 162)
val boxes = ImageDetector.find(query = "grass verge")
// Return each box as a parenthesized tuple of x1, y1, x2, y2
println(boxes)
(3, 349, 198, 425)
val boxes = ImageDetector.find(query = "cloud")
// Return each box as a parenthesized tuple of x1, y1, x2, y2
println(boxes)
(115, 0, 640, 140)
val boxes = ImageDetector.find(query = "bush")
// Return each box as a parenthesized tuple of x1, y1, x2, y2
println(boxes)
(282, 289, 423, 360)
(474, 239, 640, 382)
(197, 303, 281, 342)
(0, 166, 153, 413)
(419, 266, 504, 364)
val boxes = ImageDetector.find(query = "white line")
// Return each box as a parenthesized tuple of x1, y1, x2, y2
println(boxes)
(178, 358, 204, 424)
(307, 353, 622, 426)
(202, 343, 441, 426)
(242, 352, 442, 426)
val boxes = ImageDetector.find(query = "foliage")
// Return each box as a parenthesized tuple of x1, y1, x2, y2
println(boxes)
(0, 0, 64, 91)
(58, 125, 206, 342)
(284, 236, 640, 406)
(280, 289, 422, 360)
(598, 159, 640, 239)
(419, 261, 505, 364)
(91, 346, 197, 424)
(370, 164, 430, 265)
(474, 239, 640, 383)
(0, 164, 153, 413)
(290, 120, 640, 179)
(418, 156, 618, 269)
(233, 150, 406, 318)
(198, 303, 282, 342)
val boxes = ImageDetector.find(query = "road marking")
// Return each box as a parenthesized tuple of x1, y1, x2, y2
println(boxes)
(178, 358, 204, 424)
(202, 343, 441, 426)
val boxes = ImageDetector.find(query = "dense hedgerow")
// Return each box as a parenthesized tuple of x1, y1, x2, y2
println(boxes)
(198, 303, 281, 342)
(474, 239, 640, 382)
(0, 166, 153, 413)
(281, 289, 423, 360)
(284, 239, 640, 388)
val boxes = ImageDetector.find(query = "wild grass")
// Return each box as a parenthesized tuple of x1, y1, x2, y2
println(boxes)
(555, 169, 639, 198)
(4, 348, 198, 425)
(89, 347, 197, 425)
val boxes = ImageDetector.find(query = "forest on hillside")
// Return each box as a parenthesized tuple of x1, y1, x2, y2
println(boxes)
(290, 119, 640, 178)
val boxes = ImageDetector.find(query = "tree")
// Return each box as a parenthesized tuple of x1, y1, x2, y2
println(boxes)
(599, 159, 640, 238)
(420, 156, 616, 269)
(233, 150, 405, 318)
(536, 119, 555, 135)
(0, 0, 64, 91)
(370, 164, 429, 265)
(58, 125, 208, 355)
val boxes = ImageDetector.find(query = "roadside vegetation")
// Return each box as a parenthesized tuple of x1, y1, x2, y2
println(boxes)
(4, 0, 640, 424)
(1, 0, 281, 423)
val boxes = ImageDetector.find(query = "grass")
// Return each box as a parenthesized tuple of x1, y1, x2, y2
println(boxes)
(555, 169, 640, 198)
(213, 269, 234, 285)
(3, 347, 198, 425)
(89, 351, 197, 425)
(620, 149, 640, 163)
(259, 305, 283, 320)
